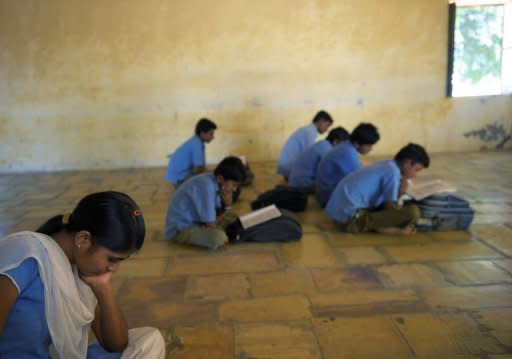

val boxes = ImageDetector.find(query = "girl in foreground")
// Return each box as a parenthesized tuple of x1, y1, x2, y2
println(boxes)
(0, 191, 165, 358)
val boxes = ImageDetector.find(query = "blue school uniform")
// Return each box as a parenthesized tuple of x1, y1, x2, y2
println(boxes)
(277, 123, 319, 178)
(315, 141, 361, 206)
(165, 173, 222, 239)
(0, 258, 121, 358)
(324, 160, 401, 223)
(166, 135, 205, 184)
(288, 140, 333, 188)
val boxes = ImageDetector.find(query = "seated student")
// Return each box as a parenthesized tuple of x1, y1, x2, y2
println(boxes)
(277, 110, 333, 179)
(325, 143, 430, 235)
(166, 118, 217, 186)
(0, 191, 165, 359)
(165, 156, 246, 250)
(315, 123, 380, 207)
(288, 127, 349, 192)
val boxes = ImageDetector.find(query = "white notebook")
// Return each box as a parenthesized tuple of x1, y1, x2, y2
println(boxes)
(406, 179, 457, 201)
(239, 204, 282, 229)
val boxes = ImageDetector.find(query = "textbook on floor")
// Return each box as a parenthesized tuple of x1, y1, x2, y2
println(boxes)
(239, 204, 282, 229)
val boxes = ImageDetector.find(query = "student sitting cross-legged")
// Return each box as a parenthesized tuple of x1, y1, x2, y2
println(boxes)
(0, 191, 165, 359)
(277, 110, 333, 180)
(288, 126, 349, 192)
(324, 143, 430, 235)
(165, 156, 246, 250)
(166, 118, 217, 187)
(315, 122, 380, 207)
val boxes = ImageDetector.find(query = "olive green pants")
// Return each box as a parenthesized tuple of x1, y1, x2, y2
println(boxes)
(340, 204, 420, 233)
(171, 211, 239, 250)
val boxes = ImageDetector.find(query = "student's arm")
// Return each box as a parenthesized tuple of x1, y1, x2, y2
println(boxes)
(398, 177, 408, 196)
(381, 201, 396, 210)
(0, 274, 18, 336)
(192, 165, 206, 175)
(85, 273, 128, 353)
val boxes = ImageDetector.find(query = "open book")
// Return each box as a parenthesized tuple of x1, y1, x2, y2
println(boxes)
(406, 179, 457, 201)
(239, 204, 282, 229)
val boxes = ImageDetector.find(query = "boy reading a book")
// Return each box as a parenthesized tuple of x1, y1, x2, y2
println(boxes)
(165, 156, 246, 250)
(277, 110, 333, 180)
(315, 123, 380, 207)
(324, 143, 430, 235)
(166, 118, 217, 186)
(288, 127, 349, 192)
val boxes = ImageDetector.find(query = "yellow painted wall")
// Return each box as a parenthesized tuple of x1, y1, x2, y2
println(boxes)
(1, 0, 511, 172)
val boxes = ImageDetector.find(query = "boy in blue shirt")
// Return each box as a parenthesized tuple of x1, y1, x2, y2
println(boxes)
(315, 123, 380, 207)
(325, 143, 430, 235)
(165, 156, 246, 250)
(166, 118, 217, 186)
(288, 127, 349, 191)
(277, 110, 333, 179)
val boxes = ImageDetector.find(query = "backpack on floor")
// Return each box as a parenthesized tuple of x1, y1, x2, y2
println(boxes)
(413, 194, 475, 231)
(225, 209, 303, 243)
(251, 186, 308, 212)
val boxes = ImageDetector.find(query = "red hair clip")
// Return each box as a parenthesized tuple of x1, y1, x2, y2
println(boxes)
(133, 209, 141, 217)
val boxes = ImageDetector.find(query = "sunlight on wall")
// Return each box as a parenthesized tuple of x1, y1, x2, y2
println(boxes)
(1, 0, 511, 172)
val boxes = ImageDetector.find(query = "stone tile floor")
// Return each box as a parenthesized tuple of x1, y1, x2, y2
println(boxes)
(1, 151, 511, 358)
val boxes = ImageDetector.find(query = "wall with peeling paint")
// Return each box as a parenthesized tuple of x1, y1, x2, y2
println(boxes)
(1, 0, 511, 172)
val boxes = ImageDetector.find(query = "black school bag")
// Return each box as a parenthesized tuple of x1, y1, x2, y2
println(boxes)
(251, 186, 308, 212)
(225, 209, 303, 243)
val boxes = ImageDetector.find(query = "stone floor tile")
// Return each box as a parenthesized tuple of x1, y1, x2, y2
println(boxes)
(440, 312, 505, 354)
(383, 241, 503, 263)
(312, 267, 383, 292)
(219, 295, 311, 322)
(168, 251, 281, 275)
(312, 316, 412, 359)
(118, 277, 187, 303)
(327, 230, 433, 247)
(185, 274, 250, 301)
(392, 313, 463, 356)
(235, 322, 321, 359)
(116, 257, 169, 278)
(338, 246, 389, 265)
(280, 233, 341, 268)
(419, 285, 512, 309)
(168, 323, 233, 359)
(428, 231, 473, 242)
(437, 260, 512, 285)
(474, 308, 512, 346)
(472, 225, 512, 256)
(310, 289, 428, 317)
(494, 259, 512, 275)
(249, 270, 318, 297)
(377, 263, 451, 288)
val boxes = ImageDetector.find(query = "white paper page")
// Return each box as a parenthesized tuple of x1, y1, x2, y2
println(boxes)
(239, 204, 282, 229)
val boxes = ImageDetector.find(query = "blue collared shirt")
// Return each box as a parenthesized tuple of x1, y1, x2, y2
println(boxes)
(315, 141, 361, 206)
(288, 140, 333, 188)
(166, 135, 205, 184)
(277, 123, 318, 177)
(325, 160, 401, 223)
(165, 173, 222, 239)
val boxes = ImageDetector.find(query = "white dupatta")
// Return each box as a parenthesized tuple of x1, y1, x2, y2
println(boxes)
(0, 231, 97, 359)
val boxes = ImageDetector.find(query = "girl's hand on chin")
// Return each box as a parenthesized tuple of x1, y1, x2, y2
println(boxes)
(80, 271, 113, 292)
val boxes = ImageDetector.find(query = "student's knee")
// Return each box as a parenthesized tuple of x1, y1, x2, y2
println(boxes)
(404, 204, 421, 223)
(126, 327, 166, 358)
(208, 230, 229, 250)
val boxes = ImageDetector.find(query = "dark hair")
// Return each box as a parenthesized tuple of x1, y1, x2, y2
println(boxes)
(326, 126, 350, 144)
(350, 123, 380, 145)
(195, 118, 217, 136)
(312, 110, 333, 124)
(36, 191, 145, 251)
(213, 156, 246, 183)
(394, 143, 430, 168)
